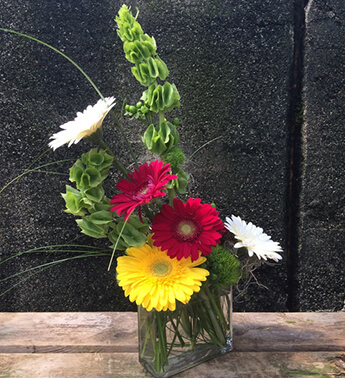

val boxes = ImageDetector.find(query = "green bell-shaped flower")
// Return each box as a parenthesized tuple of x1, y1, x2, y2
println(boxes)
(81, 148, 113, 176)
(142, 82, 180, 113)
(61, 185, 87, 216)
(131, 56, 169, 86)
(108, 215, 149, 250)
(116, 5, 143, 43)
(76, 217, 110, 239)
(142, 120, 180, 155)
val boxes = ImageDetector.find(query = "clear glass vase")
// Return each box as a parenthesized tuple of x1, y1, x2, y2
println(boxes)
(138, 285, 233, 377)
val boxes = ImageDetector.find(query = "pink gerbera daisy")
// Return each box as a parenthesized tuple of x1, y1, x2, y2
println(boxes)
(152, 198, 224, 261)
(110, 160, 177, 220)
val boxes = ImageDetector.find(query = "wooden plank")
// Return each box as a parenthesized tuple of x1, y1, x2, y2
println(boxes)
(0, 352, 344, 377)
(0, 312, 137, 353)
(0, 312, 344, 353)
(233, 312, 345, 352)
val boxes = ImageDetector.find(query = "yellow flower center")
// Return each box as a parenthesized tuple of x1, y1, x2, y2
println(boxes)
(173, 219, 201, 241)
(179, 222, 195, 236)
(151, 261, 172, 277)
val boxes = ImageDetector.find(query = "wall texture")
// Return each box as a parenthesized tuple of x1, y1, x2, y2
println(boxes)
(0, 0, 343, 312)
(295, 0, 345, 311)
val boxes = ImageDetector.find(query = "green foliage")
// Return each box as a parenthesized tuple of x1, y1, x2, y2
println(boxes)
(163, 147, 185, 168)
(116, 5, 169, 86)
(142, 120, 180, 155)
(69, 148, 113, 191)
(141, 82, 180, 113)
(61, 185, 86, 217)
(206, 245, 241, 288)
(62, 148, 115, 239)
(108, 215, 149, 250)
(116, 5, 144, 43)
(166, 167, 189, 194)
(131, 56, 169, 86)
(125, 101, 150, 121)
(76, 210, 112, 239)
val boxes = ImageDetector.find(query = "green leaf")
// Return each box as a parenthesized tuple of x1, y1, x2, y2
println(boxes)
(89, 210, 113, 225)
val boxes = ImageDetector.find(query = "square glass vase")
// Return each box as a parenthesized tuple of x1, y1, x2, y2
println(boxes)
(138, 285, 233, 377)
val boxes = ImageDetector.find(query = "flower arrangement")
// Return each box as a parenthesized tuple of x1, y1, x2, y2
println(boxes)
(2, 5, 283, 377)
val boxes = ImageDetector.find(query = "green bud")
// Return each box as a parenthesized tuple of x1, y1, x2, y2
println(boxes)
(140, 105, 149, 114)
(129, 105, 137, 113)
(136, 101, 142, 108)
(81, 148, 113, 175)
(166, 167, 189, 194)
(173, 118, 180, 126)
(69, 159, 84, 186)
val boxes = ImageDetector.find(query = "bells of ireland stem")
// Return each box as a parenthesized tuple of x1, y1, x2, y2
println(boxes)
(116, 5, 169, 86)
(116, 5, 144, 43)
(142, 119, 180, 156)
(69, 148, 113, 197)
(62, 148, 115, 239)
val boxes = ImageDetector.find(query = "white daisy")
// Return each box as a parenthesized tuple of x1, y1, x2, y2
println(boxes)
(224, 215, 283, 262)
(49, 97, 116, 150)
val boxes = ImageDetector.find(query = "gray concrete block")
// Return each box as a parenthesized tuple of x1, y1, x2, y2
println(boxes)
(0, 1, 293, 311)
(297, 0, 345, 310)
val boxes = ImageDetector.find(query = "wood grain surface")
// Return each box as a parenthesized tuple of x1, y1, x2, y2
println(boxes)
(1, 312, 344, 377)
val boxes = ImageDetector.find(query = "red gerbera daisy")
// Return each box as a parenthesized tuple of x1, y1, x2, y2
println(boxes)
(152, 198, 224, 261)
(110, 160, 177, 220)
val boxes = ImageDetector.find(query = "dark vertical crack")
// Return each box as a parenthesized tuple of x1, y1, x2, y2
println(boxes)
(286, 0, 309, 311)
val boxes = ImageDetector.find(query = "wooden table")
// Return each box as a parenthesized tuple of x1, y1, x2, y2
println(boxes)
(0, 312, 344, 377)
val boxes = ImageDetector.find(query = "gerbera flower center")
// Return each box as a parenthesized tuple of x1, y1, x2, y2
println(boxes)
(174, 218, 201, 241)
(132, 181, 151, 199)
(151, 261, 172, 277)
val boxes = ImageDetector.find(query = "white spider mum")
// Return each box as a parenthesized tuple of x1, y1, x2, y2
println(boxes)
(49, 97, 115, 150)
(224, 215, 283, 262)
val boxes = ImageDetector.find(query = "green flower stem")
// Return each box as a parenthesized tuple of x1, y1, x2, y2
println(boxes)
(0, 159, 74, 195)
(167, 188, 176, 205)
(204, 284, 227, 331)
(155, 311, 168, 372)
(140, 309, 155, 358)
(158, 111, 165, 125)
(199, 285, 227, 347)
(167, 314, 185, 352)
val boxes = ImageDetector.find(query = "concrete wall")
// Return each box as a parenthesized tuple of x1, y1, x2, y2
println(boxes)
(295, 0, 345, 311)
(0, 0, 343, 312)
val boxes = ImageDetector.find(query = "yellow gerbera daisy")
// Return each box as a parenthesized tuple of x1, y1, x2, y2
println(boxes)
(116, 243, 209, 311)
